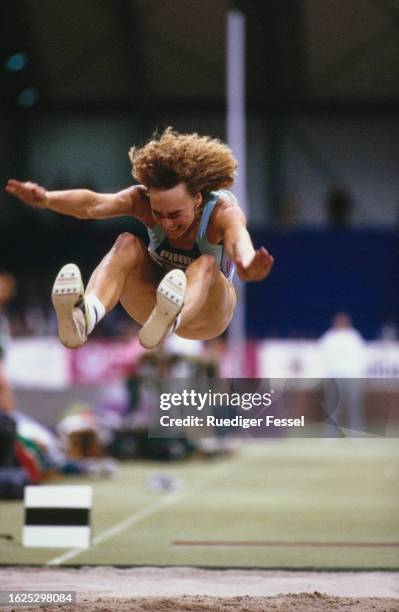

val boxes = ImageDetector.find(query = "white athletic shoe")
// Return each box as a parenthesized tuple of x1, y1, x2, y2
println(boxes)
(51, 263, 87, 349)
(139, 269, 187, 349)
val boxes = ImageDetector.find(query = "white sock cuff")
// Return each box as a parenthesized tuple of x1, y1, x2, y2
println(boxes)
(85, 294, 106, 334)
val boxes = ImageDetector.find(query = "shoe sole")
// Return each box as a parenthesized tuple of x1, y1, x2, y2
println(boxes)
(139, 269, 186, 349)
(51, 263, 86, 349)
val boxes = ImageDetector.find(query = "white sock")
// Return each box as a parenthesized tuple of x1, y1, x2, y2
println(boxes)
(84, 294, 106, 334)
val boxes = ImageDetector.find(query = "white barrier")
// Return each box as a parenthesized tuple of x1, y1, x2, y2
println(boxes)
(258, 340, 399, 379)
(5, 337, 399, 389)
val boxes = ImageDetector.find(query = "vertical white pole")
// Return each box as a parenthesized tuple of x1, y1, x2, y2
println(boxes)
(226, 7, 247, 376)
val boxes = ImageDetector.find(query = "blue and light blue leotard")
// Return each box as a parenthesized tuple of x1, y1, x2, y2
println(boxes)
(147, 189, 236, 280)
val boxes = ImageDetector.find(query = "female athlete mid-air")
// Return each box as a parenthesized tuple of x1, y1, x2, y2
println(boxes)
(6, 128, 274, 349)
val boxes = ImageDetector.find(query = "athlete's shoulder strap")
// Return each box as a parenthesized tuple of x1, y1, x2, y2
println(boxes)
(197, 191, 220, 241)
(147, 223, 165, 246)
(197, 189, 238, 242)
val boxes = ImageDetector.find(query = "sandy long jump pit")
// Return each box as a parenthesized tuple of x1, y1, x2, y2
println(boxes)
(0, 566, 398, 611)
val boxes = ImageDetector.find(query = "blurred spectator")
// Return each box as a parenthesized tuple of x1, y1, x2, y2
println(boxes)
(56, 402, 117, 477)
(278, 193, 301, 227)
(0, 272, 43, 496)
(0, 272, 16, 351)
(379, 320, 398, 341)
(0, 271, 16, 412)
(319, 312, 366, 435)
(0, 409, 16, 468)
(325, 186, 353, 227)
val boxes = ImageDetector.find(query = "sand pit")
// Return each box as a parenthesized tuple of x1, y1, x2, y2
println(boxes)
(1, 566, 398, 611)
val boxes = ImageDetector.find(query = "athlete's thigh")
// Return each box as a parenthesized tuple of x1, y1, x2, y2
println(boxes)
(120, 251, 164, 325)
(178, 272, 236, 340)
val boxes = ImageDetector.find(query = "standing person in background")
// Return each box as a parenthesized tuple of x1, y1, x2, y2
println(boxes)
(325, 186, 353, 227)
(0, 272, 17, 469)
(6, 128, 274, 351)
(319, 312, 366, 435)
(0, 272, 16, 413)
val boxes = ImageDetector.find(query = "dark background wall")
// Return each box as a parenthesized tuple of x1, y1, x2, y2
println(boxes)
(1, 0, 398, 339)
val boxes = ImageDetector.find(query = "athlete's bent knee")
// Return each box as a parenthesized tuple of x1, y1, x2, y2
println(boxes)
(112, 233, 144, 266)
(114, 232, 143, 252)
(200, 255, 218, 282)
(189, 254, 217, 278)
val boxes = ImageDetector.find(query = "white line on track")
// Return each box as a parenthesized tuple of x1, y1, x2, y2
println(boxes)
(46, 461, 233, 566)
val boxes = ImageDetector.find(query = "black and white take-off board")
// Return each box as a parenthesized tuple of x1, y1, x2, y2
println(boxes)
(23, 485, 92, 548)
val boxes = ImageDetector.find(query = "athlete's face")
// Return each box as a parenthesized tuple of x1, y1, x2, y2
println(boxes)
(149, 183, 202, 239)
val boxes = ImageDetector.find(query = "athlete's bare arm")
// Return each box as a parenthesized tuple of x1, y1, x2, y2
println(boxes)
(5, 179, 150, 221)
(212, 201, 274, 282)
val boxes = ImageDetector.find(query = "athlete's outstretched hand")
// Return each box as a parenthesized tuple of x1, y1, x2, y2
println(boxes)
(236, 247, 274, 282)
(5, 179, 48, 208)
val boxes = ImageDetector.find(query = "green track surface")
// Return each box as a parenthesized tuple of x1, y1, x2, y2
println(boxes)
(0, 439, 398, 568)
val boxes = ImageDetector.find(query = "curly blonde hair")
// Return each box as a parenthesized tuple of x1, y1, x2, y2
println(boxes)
(129, 128, 237, 195)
